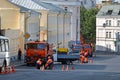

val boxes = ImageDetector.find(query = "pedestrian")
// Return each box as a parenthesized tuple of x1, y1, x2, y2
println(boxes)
(18, 48, 22, 60)
(2, 58, 7, 72)
(3, 58, 7, 67)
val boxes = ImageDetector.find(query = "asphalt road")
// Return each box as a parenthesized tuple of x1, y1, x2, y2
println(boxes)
(1, 55, 120, 80)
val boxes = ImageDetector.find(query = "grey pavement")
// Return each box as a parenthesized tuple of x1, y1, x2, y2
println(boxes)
(10, 60, 25, 67)
(1, 54, 120, 80)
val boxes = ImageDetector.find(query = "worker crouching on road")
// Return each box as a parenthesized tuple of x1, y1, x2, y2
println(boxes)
(36, 58, 45, 70)
(45, 55, 54, 70)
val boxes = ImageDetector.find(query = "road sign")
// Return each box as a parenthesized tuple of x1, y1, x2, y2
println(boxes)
(24, 33, 30, 39)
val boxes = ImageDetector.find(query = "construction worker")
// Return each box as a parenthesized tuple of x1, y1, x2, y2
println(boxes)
(36, 58, 44, 70)
(46, 43, 55, 61)
(79, 47, 85, 64)
(45, 55, 53, 70)
(84, 50, 89, 63)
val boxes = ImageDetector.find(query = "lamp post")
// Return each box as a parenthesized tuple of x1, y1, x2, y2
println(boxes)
(63, 12, 67, 48)
(103, 23, 106, 51)
(0, 16, 1, 35)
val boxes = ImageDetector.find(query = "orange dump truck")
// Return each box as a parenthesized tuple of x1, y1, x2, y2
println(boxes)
(24, 41, 48, 65)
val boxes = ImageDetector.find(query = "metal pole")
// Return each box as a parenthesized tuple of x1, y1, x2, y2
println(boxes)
(0, 16, 1, 35)
(47, 13, 49, 43)
(63, 13, 66, 47)
(39, 13, 42, 41)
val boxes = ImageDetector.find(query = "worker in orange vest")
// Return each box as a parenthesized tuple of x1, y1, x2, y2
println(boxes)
(84, 50, 89, 63)
(45, 55, 53, 70)
(79, 47, 85, 64)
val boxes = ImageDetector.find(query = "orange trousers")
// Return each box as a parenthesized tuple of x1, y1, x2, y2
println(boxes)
(79, 55, 85, 64)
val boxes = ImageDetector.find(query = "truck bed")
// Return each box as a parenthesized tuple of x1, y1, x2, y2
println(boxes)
(57, 54, 79, 60)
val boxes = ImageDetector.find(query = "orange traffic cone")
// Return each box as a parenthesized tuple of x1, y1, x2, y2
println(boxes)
(0, 67, 5, 74)
(71, 66, 74, 70)
(61, 65, 65, 71)
(5, 66, 9, 74)
(90, 58, 93, 63)
(66, 65, 69, 71)
(11, 65, 15, 72)
(10, 66, 13, 73)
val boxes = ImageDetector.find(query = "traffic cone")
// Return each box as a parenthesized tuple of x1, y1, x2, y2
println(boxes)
(9, 66, 13, 73)
(66, 65, 69, 71)
(71, 66, 74, 70)
(5, 66, 9, 74)
(61, 65, 64, 71)
(11, 65, 15, 72)
(90, 58, 93, 63)
(0, 67, 5, 74)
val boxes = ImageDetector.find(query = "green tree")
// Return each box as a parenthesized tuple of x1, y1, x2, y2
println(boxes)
(80, 7, 99, 43)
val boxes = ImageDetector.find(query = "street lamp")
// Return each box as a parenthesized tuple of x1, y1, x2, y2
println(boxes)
(63, 12, 67, 48)
(0, 16, 1, 35)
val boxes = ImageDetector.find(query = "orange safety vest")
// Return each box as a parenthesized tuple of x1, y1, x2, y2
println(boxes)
(45, 59, 53, 67)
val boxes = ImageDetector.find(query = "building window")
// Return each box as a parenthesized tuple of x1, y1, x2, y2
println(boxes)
(77, 7, 79, 13)
(106, 20, 111, 26)
(109, 32, 111, 38)
(64, 7, 68, 11)
(106, 32, 108, 38)
(117, 20, 120, 26)
(84, 0, 87, 4)
(91, 0, 94, 7)
(109, 20, 111, 26)
(106, 10, 113, 15)
(106, 32, 111, 38)
(81, 1, 83, 5)
(116, 32, 120, 41)
(118, 11, 120, 15)
(106, 20, 108, 26)
(106, 44, 111, 52)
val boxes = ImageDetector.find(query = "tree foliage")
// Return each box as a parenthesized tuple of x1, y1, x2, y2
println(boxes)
(80, 6, 99, 43)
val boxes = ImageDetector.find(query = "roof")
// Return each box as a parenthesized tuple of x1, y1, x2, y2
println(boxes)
(32, 0, 65, 12)
(8, 0, 65, 12)
(8, 0, 47, 10)
(96, 4, 120, 17)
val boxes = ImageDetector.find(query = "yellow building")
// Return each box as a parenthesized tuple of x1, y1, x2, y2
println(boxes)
(0, 0, 24, 59)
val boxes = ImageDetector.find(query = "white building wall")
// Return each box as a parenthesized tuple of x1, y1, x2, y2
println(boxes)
(96, 16, 120, 52)
(27, 13, 40, 41)
(41, 0, 96, 42)
(46, 12, 71, 48)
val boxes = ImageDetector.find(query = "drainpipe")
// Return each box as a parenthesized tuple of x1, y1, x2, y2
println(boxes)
(0, 16, 1, 35)
(63, 12, 67, 48)
(57, 12, 60, 48)
(39, 13, 42, 41)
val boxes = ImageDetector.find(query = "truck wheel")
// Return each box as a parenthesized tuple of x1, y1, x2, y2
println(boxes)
(27, 63, 30, 66)
(61, 61, 66, 64)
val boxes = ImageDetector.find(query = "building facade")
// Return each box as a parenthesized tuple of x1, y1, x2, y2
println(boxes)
(40, 0, 96, 42)
(0, 0, 24, 58)
(96, 4, 120, 53)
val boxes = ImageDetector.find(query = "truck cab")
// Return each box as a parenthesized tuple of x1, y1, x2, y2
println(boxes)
(25, 41, 48, 65)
